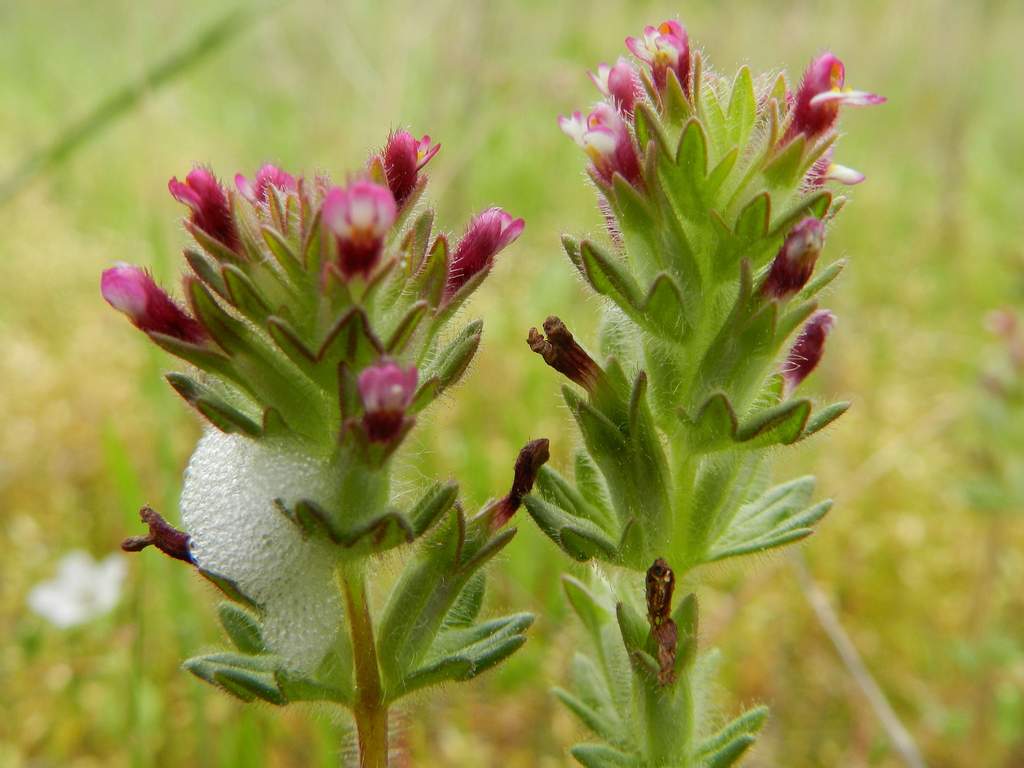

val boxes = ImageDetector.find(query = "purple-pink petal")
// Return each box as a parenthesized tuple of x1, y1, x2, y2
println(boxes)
(445, 208, 525, 298)
(785, 52, 885, 142)
(381, 130, 440, 205)
(625, 20, 690, 93)
(168, 167, 239, 251)
(783, 310, 836, 393)
(101, 264, 207, 344)
(358, 361, 418, 442)
(761, 218, 826, 299)
(236, 164, 297, 203)
(323, 180, 397, 278)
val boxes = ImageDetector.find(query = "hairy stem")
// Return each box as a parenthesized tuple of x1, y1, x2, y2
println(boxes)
(650, 674, 694, 766)
(339, 564, 389, 768)
(669, 446, 699, 568)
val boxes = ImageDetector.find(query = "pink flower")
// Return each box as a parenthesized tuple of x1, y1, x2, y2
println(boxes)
(168, 168, 239, 251)
(783, 310, 836, 394)
(234, 164, 297, 204)
(784, 53, 885, 142)
(358, 361, 418, 443)
(558, 103, 642, 187)
(761, 218, 826, 300)
(445, 207, 525, 297)
(381, 130, 440, 205)
(589, 57, 642, 113)
(101, 264, 207, 343)
(625, 20, 690, 94)
(322, 180, 397, 278)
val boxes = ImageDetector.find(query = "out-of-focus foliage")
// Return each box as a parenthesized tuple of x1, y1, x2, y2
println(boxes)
(1, 0, 1022, 766)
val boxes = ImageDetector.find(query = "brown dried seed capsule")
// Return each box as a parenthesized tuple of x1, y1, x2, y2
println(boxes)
(646, 557, 678, 686)
(527, 316, 602, 392)
(490, 438, 551, 529)
(121, 506, 194, 564)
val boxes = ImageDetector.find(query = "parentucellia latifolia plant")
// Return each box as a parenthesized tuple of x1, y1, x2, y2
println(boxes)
(102, 132, 541, 766)
(523, 18, 884, 767)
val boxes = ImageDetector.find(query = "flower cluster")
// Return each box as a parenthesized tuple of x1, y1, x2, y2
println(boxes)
(103, 129, 532, 760)
(103, 136, 523, 454)
(532, 17, 882, 766)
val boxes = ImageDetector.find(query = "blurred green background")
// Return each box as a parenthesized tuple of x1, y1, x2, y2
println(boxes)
(2, 0, 1022, 765)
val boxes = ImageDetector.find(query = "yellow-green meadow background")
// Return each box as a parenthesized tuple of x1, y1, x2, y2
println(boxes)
(2, 0, 1022, 765)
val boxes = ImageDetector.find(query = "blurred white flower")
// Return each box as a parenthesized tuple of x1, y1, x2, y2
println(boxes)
(27, 550, 126, 628)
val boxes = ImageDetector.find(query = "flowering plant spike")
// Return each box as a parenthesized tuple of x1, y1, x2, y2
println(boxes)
(532, 18, 882, 766)
(104, 136, 531, 766)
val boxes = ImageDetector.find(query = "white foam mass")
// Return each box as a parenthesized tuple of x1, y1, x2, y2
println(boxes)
(181, 430, 343, 674)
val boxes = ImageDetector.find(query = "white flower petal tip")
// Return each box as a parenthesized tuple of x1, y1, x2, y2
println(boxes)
(810, 89, 886, 108)
(827, 163, 866, 185)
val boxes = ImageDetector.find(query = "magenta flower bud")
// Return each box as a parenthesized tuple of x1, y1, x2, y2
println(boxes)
(784, 53, 885, 142)
(358, 361, 418, 443)
(559, 103, 642, 187)
(322, 180, 397, 278)
(761, 218, 826, 299)
(625, 20, 690, 94)
(445, 207, 525, 298)
(101, 263, 207, 343)
(783, 310, 836, 394)
(168, 167, 239, 251)
(589, 57, 642, 113)
(381, 130, 440, 205)
(234, 164, 297, 204)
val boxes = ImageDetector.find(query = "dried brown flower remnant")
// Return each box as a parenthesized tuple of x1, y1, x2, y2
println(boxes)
(490, 438, 551, 529)
(527, 316, 603, 392)
(122, 506, 194, 563)
(646, 557, 678, 686)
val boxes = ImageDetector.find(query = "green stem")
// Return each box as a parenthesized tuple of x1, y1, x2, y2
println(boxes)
(339, 564, 389, 768)
(643, 671, 694, 766)
(669, 446, 698, 566)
